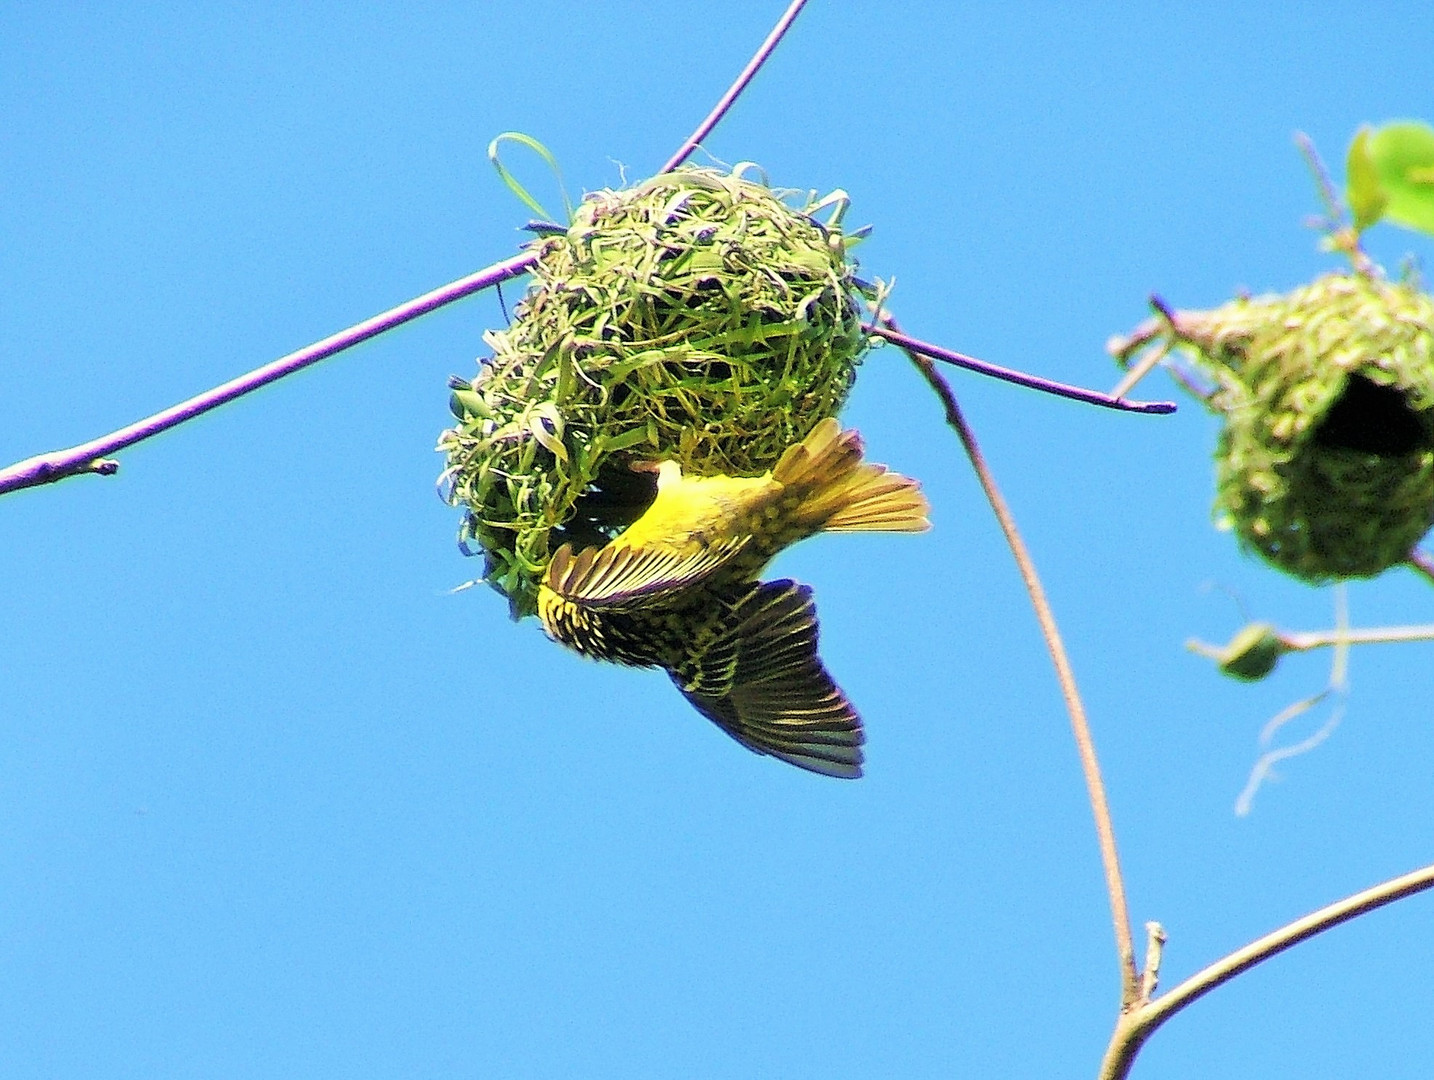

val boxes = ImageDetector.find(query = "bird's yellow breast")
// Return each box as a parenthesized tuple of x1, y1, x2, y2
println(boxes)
(613, 464, 782, 556)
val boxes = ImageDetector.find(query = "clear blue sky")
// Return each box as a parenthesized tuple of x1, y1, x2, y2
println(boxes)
(3, 4, 1433, 1078)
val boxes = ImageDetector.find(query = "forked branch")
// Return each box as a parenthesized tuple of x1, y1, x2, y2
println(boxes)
(1099, 861, 1434, 1080)
(899, 314, 1434, 1078)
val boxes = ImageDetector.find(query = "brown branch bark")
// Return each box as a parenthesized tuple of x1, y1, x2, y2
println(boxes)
(892, 317, 1139, 1007)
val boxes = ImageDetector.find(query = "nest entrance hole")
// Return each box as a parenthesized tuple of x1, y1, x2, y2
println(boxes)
(1312, 373, 1434, 457)
(549, 461, 661, 553)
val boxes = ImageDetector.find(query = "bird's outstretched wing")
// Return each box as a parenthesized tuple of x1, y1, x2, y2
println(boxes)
(545, 536, 748, 610)
(672, 580, 865, 779)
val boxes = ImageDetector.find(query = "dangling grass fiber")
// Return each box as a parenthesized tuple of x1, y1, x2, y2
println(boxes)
(439, 166, 871, 617)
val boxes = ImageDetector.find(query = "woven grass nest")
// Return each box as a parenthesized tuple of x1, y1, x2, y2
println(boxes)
(439, 166, 872, 617)
(1129, 272, 1434, 582)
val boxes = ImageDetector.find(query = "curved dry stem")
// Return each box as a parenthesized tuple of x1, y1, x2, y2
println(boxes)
(891, 317, 1139, 1006)
(1099, 861, 1434, 1080)
(659, 0, 810, 174)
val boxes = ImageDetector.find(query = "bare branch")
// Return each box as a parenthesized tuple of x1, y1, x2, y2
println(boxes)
(1294, 131, 1377, 277)
(1294, 131, 1345, 227)
(1107, 339, 1170, 401)
(1, 1, 810, 498)
(868, 323, 1176, 415)
(889, 315, 1140, 1007)
(1099, 861, 1434, 1080)
(0, 254, 533, 496)
(1153, 863, 1434, 1022)
(659, 0, 811, 174)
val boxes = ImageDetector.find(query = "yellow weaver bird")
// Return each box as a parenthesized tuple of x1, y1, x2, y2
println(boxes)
(537, 418, 929, 778)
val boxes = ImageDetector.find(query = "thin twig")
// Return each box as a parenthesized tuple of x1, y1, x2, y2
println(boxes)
(1139, 922, 1167, 1002)
(1283, 623, 1434, 651)
(1106, 318, 1166, 364)
(1187, 622, 1434, 671)
(0, 254, 534, 496)
(1108, 298, 1220, 405)
(0, 1, 810, 498)
(1107, 339, 1170, 401)
(1294, 131, 1376, 277)
(1295, 131, 1345, 229)
(868, 323, 1176, 415)
(1098, 861, 1434, 1080)
(890, 316, 1139, 1007)
(658, 0, 811, 174)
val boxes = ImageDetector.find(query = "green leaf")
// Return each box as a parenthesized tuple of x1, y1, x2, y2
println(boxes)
(1366, 120, 1434, 236)
(1345, 127, 1388, 232)
(526, 403, 569, 464)
(450, 388, 494, 420)
(1217, 623, 1288, 682)
(603, 425, 655, 453)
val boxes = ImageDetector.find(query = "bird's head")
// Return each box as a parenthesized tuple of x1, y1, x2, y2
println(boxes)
(630, 458, 684, 490)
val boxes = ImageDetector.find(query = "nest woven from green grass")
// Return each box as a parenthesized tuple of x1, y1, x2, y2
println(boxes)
(439, 166, 871, 617)
(1151, 272, 1434, 581)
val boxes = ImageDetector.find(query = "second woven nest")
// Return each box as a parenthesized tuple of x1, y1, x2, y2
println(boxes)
(1156, 272, 1434, 581)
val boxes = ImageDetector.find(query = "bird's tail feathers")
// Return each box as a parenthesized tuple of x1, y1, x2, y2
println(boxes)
(773, 418, 930, 534)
